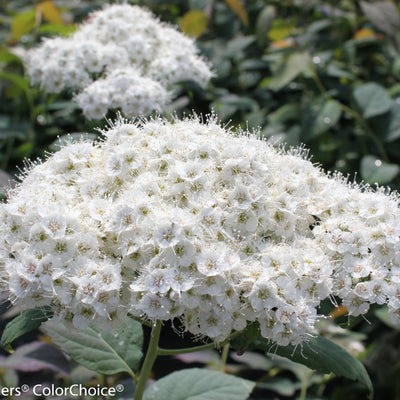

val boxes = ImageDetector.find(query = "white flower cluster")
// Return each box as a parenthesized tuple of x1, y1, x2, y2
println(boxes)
(1, 116, 400, 346)
(24, 4, 213, 119)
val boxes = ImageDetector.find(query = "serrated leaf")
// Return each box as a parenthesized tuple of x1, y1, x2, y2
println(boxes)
(143, 368, 255, 400)
(252, 336, 373, 398)
(1, 307, 53, 348)
(255, 6, 276, 46)
(353, 83, 392, 119)
(223, 0, 248, 26)
(301, 99, 342, 140)
(180, 10, 207, 37)
(360, 155, 400, 185)
(0, 342, 68, 375)
(44, 318, 143, 376)
(11, 11, 36, 40)
(360, 1, 400, 36)
(37, 1, 63, 24)
(269, 52, 312, 91)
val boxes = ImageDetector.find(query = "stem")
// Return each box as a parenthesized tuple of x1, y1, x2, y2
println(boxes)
(298, 370, 313, 400)
(134, 321, 162, 400)
(219, 343, 230, 372)
(157, 330, 242, 356)
(157, 341, 216, 356)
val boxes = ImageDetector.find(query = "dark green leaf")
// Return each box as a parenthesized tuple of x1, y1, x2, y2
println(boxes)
(360, 1, 400, 36)
(353, 83, 392, 119)
(231, 322, 261, 355)
(369, 102, 400, 142)
(301, 99, 342, 140)
(268, 104, 299, 125)
(252, 336, 373, 398)
(143, 368, 255, 400)
(360, 155, 399, 185)
(0, 71, 30, 92)
(44, 317, 143, 376)
(1, 307, 53, 348)
(269, 52, 312, 91)
(255, 6, 276, 47)
(225, 36, 255, 58)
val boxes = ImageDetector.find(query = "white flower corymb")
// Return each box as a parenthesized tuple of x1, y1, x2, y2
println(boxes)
(23, 4, 213, 120)
(1, 115, 400, 345)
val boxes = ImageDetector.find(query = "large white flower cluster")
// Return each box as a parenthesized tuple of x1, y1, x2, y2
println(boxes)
(24, 4, 213, 119)
(1, 117, 400, 345)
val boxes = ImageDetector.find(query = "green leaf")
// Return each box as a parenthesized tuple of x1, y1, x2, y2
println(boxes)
(180, 10, 207, 37)
(301, 99, 342, 140)
(360, 155, 400, 185)
(231, 322, 261, 355)
(268, 104, 299, 125)
(143, 368, 255, 400)
(353, 83, 392, 119)
(0, 71, 30, 92)
(223, 0, 248, 26)
(255, 6, 276, 47)
(360, 1, 400, 36)
(44, 317, 143, 376)
(269, 52, 312, 91)
(38, 23, 76, 36)
(325, 64, 354, 80)
(268, 18, 296, 41)
(1, 307, 53, 348)
(253, 336, 373, 398)
(37, 1, 63, 24)
(225, 36, 255, 59)
(369, 102, 400, 142)
(0, 49, 23, 65)
(11, 11, 36, 40)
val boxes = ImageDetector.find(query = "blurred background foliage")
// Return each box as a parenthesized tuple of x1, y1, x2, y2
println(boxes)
(2, 0, 400, 399)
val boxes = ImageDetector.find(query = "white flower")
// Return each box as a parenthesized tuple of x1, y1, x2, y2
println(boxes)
(23, 4, 213, 119)
(2, 115, 400, 345)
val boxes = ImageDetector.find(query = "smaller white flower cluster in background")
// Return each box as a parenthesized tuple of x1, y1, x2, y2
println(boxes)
(1, 116, 400, 346)
(23, 4, 213, 119)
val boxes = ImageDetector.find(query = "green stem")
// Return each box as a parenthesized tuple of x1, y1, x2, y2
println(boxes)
(157, 330, 241, 356)
(219, 343, 230, 372)
(158, 341, 216, 356)
(298, 370, 313, 400)
(134, 321, 162, 400)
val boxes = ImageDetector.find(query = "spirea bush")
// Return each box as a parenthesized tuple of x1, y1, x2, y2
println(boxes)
(1, 116, 400, 347)
(22, 4, 213, 119)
